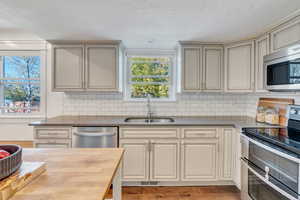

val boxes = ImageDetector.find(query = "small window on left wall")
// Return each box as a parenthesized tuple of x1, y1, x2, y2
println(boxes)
(0, 52, 41, 114)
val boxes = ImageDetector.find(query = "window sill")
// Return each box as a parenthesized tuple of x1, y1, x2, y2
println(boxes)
(123, 98, 177, 102)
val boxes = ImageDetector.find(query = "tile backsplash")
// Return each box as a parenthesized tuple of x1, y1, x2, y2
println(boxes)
(62, 92, 300, 117)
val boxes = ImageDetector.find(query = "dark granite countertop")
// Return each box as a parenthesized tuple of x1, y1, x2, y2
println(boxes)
(29, 115, 282, 129)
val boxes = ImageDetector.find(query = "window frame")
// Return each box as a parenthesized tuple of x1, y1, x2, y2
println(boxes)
(124, 49, 177, 101)
(0, 49, 46, 118)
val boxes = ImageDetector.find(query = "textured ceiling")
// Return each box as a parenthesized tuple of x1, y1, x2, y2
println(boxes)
(0, 0, 300, 48)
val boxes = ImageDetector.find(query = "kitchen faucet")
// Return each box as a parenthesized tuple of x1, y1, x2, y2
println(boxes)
(147, 94, 153, 122)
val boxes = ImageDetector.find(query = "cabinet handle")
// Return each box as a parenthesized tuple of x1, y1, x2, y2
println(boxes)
(147, 141, 151, 152)
(151, 142, 155, 152)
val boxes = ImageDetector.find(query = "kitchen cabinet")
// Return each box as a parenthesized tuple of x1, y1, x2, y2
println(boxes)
(150, 140, 180, 181)
(119, 127, 180, 182)
(51, 41, 121, 92)
(33, 127, 72, 148)
(219, 128, 234, 180)
(119, 139, 149, 181)
(203, 46, 223, 91)
(182, 47, 202, 91)
(85, 45, 119, 91)
(255, 35, 269, 92)
(52, 45, 85, 91)
(34, 139, 71, 148)
(119, 126, 235, 184)
(270, 18, 300, 52)
(181, 139, 218, 181)
(181, 44, 223, 92)
(225, 40, 255, 92)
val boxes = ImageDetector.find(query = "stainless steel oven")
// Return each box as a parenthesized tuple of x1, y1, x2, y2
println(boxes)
(264, 43, 300, 91)
(241, 135, 300, 200)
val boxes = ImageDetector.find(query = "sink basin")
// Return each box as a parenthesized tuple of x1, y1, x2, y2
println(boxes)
(124, 117, 175, 123)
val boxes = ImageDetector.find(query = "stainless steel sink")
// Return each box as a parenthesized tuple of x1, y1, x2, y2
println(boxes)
(124, 117, 175, 123)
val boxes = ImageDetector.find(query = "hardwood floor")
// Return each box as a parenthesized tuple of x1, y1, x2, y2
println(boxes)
(0, 141, 33, 148)
(106, 186, 241, 200)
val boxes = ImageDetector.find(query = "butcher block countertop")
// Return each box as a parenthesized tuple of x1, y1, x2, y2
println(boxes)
(10, 148, 124, 200)
(29, 115, 281, 128)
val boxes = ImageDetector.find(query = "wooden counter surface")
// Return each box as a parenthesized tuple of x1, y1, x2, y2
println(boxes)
(10, 148, 124, 200)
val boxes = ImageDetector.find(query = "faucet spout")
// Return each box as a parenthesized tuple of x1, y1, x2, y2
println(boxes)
(147, 94, 152, 123)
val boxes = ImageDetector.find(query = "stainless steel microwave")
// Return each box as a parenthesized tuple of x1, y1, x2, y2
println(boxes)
(264, 44, 300, 91)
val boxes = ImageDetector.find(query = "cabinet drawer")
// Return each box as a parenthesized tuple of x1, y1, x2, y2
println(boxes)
(34, 127, 71, 139)
(120, 128, 179, 139)
(181, 128, 218, 138)
(34, 139, 71, 148)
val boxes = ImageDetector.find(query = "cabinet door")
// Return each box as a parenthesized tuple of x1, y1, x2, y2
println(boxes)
(203, 46, 223, 91)
(271, 19, 300, 52)
(225, 41, 254, 92)
(85, 45, 118, 91)
(150, 140, 180, 181)
(119, 139, 149, 181)
(255, 35, 269, 92)
(52, 45, 84, 91)
(219, 128, 234, 180)
(181, 139, 218, 181)
(182, 47, 202, 92)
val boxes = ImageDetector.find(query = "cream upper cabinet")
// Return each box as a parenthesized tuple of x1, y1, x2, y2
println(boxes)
(85, 45, 118, 91)
(219, 128, 234, 180)
(203, 46, 223, 91)
(51, 41, 121, 92)
(181, 44, 223, 92)
(150, 140, 180, 181)
(255, 35, 270, 92)
(270, 18, 300, 52)
(182, 47, 202, 91)
(181, 139, 218, 181)
(119, 139, 149, 181)
(225, 41, 255, 92)
(52, 45, 85, 91)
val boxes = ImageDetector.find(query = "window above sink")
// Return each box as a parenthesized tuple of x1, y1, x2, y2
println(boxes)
(124, 50, 176, 101)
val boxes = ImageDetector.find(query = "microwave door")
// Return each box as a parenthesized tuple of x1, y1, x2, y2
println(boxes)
(267, 62, 290, 85)
(265, 57, 300, 90)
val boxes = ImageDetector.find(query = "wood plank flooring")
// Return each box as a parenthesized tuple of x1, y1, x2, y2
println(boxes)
(0, 141, 33, 148)
(106, 186, 241, 200)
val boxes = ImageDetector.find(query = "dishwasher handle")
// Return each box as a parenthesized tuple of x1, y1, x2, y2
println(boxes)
(73, 132, 115, 137)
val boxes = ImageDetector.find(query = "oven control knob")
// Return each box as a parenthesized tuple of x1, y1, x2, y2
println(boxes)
(290, 109, 297, 115)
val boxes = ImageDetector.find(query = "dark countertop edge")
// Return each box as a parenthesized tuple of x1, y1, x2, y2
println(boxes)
(28, 115, 282, 129)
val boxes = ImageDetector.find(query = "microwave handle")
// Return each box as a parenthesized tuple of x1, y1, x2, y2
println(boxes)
(241, 158, 298, 200)
(243, 134, 300, 164)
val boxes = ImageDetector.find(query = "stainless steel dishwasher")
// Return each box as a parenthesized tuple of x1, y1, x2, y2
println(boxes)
(72, 127, 118, 148)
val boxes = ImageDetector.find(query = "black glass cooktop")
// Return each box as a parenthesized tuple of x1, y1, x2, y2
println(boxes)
(242, 124, 300, 155)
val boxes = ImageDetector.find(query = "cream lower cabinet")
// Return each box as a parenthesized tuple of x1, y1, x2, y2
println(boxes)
(120, 126, 235, 184)
(120, 138, 180, 182)
(150, 140, 180, 181)
(181, 139, 218, 181)
(119, 139, 149, 181)
(33, 127, 72, 148)
(219, 128, 235, 180)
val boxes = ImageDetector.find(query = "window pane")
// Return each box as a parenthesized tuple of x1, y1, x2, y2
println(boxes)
(130, 57, 170, 76)
(131, 84, 169, 98)
(3, 56, 40, 79)
(1, 83, 40, 113)
(131, 77, 169, 83)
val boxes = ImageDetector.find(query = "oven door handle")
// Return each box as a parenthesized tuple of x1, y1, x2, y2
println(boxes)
(241, 134, 300, 164)
(241, 158, 298, 200)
